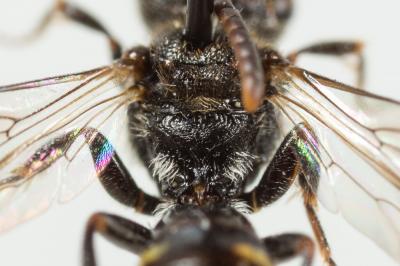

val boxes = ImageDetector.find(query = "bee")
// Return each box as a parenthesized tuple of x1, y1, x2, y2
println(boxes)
(0, 0, 399, 265)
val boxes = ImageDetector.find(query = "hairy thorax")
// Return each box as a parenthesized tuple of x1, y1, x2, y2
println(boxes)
(128, 31, 279, 204)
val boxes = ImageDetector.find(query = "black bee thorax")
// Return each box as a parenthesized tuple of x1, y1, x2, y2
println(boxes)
(150, 31, 241, 100)
(128, 103, 263, 199)
(125, 25, 281, 203)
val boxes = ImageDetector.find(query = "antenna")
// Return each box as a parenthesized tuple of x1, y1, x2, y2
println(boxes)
(185, 0, 214, 48)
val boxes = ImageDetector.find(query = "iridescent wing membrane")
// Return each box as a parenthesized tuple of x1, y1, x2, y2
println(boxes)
(269, 65, 400, 261)
(0, 63, 141, 232)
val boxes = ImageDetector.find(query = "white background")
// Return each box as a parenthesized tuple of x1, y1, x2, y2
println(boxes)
(0, 0, 399, 265)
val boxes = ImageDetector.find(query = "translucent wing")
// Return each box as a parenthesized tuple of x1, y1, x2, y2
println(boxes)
(0, 64, 140, 232)
(269, 65, 400, 262)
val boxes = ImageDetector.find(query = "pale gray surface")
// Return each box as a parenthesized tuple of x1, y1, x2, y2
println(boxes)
(0, 0, 399, 265)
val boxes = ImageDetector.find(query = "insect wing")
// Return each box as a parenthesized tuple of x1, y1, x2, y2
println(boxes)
(0, 66, 137, 232)
(269, 65, 400, 262)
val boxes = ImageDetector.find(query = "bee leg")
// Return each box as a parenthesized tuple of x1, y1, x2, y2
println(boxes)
(1, 127, 160, 214)
(299, 173, 336, 266)
(56, 1, 121, 59)
(287, 41, 364, 89)
(83, 212, 152, 266)
(0, 1, 121, 59)
(241, 123, 308, 208)
(77, 128, 161, 214)
(241, 123, 337, 265)
(263, 233, 315, 266)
